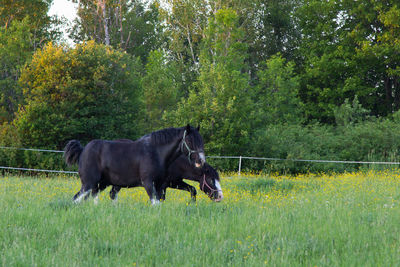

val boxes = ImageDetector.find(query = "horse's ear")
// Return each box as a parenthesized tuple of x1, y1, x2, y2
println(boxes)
(186, 124, 191, 133)
(196, 124, 200, 131)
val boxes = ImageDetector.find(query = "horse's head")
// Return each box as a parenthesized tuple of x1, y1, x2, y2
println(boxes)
(181, 124, 205, 168)
(199, 164, 223, 202)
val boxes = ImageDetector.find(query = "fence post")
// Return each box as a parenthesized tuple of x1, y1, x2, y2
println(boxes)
(238, 156, 242, 175)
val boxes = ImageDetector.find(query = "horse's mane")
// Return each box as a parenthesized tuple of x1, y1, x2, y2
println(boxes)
(149, 127, 182, 146)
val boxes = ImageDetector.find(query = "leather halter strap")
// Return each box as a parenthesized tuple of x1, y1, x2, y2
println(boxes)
(180, 130, 201, 163)
(201, 174, 219, 196)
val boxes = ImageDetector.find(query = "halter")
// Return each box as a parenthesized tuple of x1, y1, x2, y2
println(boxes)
(180, 130, 200, 163)
(201, 174, 220, 197)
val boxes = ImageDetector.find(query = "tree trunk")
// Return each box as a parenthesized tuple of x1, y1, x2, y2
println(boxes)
(98, 0, 110, 45)
(394, 77, 400, 111)
(119, 0, 124, 48)
(384, 76, 393, 112)
(186, 27, 196, 65)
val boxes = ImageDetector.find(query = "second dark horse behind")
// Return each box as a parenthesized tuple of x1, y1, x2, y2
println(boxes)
(64, 125, 222, 204)
(108, 154, 223, 202)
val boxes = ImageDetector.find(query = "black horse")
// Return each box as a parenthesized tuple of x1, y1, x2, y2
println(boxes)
(64, 125, 206, 204)
(107, 154, 223, 202)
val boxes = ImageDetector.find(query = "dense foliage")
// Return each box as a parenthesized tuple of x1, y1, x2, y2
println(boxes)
(15, 41, 142, 148)
(0, 0, 399, 172)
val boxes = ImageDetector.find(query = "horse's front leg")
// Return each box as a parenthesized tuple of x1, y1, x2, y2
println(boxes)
(170, 180, 197, 201)
(159, 182, 169, 201)
(110, 186, 121, 202)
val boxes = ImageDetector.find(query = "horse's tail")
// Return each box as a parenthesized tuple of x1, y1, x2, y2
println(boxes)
(64, 140, 83, 166)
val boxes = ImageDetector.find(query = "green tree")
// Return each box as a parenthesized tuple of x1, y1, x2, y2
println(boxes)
(295, 0, 351, 122)
(158, 0, 208, 97)
(255, 54, 303, 125)
(246, 0, 300, 74)
(160, 0, 213, 66)
(170, 8, 252, 156)
(333, 96, 369, 126)
(348, 1, 400, 116)
(159, 0, 256, 94)
(0, 0, 62, 123)
(0, 0, 62, 49)
(140, 49, 182, 132)
(70, 0, 162, 62)
(296, 0, 400, 122)
(15, 41, 143, 149)
(0, 18, 32, 123)
(1, 0, 52, 30)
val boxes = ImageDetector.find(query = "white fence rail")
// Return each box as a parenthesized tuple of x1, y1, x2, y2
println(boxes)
(0, 146, 400, 175)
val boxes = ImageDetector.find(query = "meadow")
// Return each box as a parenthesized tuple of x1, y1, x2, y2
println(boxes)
(1, 171, 400, 266)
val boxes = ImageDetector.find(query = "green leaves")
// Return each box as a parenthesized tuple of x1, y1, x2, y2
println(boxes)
(297, 0, 400, 122)
(70, 0, 161, 63)
(0, 0, 62, 123)
(170, 9, 252, 155)
(15, 41, 143, 149)
(256, 55, 302, 125)
(140, 49, 181, 132)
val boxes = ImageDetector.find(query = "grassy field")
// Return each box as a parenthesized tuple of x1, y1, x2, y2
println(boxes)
(1, 171, 400, 266)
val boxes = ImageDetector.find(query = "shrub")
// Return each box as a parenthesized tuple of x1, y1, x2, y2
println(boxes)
(15, 41, 143, 149)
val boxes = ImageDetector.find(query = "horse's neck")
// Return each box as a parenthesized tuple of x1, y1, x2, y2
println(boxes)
(180, 164, 203, 181)
(157, 135, 182, 167)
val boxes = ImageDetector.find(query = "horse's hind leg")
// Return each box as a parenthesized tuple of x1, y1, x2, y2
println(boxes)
(91, 186, 100, 205)
(76, 166, 102, 203)
(73, 177, 98, 204)
(73, 190, 81, 201)
(73, 187, 92, 203)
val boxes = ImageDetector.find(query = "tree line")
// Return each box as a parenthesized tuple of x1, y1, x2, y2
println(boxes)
(0, 0, 399, 173)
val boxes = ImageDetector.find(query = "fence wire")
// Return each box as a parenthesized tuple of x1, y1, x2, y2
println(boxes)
(0, 146, 399, 175)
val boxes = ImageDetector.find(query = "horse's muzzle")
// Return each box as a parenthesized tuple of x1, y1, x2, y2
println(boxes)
(195, 152, 206, 168)
(214, 196, 223, 202)
(214, 191, 223, 202)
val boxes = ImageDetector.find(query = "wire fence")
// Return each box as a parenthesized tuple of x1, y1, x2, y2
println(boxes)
(1, 145, 400, 175)
(0, 166, 78, 174)
(0, 146, 64, 153)
(207, 156, 400, 174)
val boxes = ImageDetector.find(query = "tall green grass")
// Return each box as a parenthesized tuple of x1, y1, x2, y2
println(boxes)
(1, 172, 400, 266)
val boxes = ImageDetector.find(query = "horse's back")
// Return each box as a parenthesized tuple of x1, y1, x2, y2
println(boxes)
(78, 140, 128, 176)
(83, 139, 159, 187)
(102, 140, 141, 167)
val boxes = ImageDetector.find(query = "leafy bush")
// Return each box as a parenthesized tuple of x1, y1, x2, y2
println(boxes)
(0, 123, 23, 169)
(15, 41, 143, 149)
(237, 119, 400, 173)
(0, 123, 66, 173)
